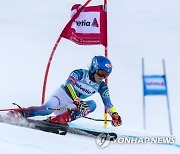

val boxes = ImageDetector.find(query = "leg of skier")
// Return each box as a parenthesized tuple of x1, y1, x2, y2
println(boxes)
(23, 87, 76, 117)
(50, 100, 96, 125)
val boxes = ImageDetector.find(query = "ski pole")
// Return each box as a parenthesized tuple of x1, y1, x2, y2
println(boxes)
(0, 106, 78, 112)
(11, 102, 78, 111)
(0, 106, 112, 122)
(46, 107, 78, 111)
(84, 116, 112, 122)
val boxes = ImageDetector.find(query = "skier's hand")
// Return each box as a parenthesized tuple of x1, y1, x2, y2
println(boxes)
(111, 112, 122, 127)
(74, 99, 90, 117)
(78, 101, 90, 117)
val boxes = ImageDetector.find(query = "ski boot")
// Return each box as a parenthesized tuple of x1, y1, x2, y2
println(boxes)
(5, 103, 28, 121)
(6, 110, 25, 120)
(48, 110, 76, 125)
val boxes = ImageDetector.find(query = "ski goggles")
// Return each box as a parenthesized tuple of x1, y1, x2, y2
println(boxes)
(96, 70, 110, 79)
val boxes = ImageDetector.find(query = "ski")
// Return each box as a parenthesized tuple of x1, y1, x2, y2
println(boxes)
(0, 116, 117, 141)
(0, 116, 68, 135)
(28, 119, 117, 141)
(27, 119, 68, 135)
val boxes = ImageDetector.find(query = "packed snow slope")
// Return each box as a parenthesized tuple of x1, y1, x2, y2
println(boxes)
(0, 0, 180, 153)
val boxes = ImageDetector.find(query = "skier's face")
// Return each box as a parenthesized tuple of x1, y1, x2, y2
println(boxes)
(94, 70, 110, 82)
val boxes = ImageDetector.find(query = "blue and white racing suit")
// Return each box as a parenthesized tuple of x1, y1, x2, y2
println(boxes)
(27, 69, 116, 117)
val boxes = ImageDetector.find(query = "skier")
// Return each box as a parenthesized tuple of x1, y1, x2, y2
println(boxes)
(14, 56, 122, 126)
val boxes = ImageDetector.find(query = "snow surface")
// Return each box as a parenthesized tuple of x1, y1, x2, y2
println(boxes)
(0, 0, 180, 153)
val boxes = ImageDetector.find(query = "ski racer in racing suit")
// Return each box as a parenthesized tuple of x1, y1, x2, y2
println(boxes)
(22, 56, 122, 127)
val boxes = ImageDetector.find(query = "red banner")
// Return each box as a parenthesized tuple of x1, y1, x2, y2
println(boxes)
(61, 4, 107, 46)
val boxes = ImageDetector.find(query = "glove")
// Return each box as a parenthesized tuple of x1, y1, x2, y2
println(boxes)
(111, 112, 122, 127)
(74, 99, 90, 117)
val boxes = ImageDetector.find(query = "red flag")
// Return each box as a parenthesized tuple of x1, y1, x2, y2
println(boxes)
(61, 4, 107, 46)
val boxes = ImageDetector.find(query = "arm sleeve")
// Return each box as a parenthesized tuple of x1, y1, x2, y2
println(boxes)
(64, 84, 78, 101)
(98, 82, 117, 115)
(64, 69, 83, 101)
